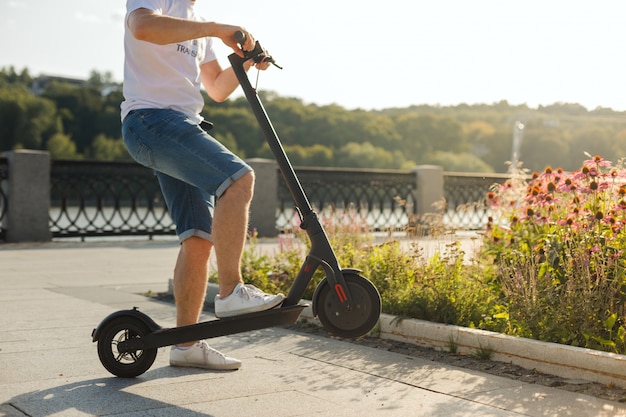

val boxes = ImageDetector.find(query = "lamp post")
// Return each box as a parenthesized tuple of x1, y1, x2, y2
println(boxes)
(511, 121, 525, 172)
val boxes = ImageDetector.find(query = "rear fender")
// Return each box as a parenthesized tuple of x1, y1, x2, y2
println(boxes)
(91, 308, 161, 342)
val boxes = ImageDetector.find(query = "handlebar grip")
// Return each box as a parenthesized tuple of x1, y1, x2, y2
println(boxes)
(234, 30, 246, 45)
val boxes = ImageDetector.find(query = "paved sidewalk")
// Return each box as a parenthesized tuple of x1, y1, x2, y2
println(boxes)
(1, 240, 626, 417)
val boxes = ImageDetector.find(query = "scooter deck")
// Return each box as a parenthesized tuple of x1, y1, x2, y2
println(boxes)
(132, 304, 307, 351)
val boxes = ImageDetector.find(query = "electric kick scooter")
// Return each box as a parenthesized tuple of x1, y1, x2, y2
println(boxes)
(92, 32, 382, 378)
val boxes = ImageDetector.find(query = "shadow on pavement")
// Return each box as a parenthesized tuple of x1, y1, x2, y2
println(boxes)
(3, 370, 215, 417)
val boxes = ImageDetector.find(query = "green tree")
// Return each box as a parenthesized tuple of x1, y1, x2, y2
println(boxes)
(425, 151, 494, 173)
(96, 89, 124, 140)
(87, 70, 115, 87)
(203, 106, 260, 157)
(296, 104, 352, 148)
(47, 132, 79, 159)
(0, 66, 32, 87)
(480, 127, 516, 173)
(213, 131, 242, 156)
(613, 129, 626, 161)
(520, 127, 570, 172)
(263, 95, 310, 146)
(567, 126, 616, 169)
(335, 142, 396, 169)
(394, 113, 464, 163)
(264, 143, 334, 167)
(463, 120, 496, 161)
(0, 86, 59, 151)
(3, 65, 626, 170)
(87, 134, 131, 161)
(42, 82, 103, 153)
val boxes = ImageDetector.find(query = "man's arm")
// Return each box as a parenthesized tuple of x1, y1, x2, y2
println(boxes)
(127, 8, 252, 56)
(200, 60, 255, 103)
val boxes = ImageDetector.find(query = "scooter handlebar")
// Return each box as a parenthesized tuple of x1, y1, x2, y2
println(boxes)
(233, 30, 281, 69)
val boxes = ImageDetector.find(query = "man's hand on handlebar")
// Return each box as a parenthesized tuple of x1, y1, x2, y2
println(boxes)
(215, 24, 255, 58)
(234, 30, 282, 70)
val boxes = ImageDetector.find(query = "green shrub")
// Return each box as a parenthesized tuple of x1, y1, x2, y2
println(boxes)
(361, 240, 495, 328)
(242, 229, 495, 332)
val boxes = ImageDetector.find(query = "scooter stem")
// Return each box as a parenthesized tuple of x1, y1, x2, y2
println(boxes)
(229, 54, 312, 216)
(228, 52, 353, 309)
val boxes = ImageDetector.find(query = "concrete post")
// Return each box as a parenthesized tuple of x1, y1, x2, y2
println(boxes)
(412, 165, 444, 232)
(2, 150, 51, 242)
(247, 158, 279, 238)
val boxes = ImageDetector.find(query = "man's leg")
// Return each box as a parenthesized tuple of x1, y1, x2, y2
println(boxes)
(212, 172, 285, 317)
(170, 234, 242, 370)
(212, 172, 254, 298)
(170, 236, 241, 370)
(173, 236, 212, 346)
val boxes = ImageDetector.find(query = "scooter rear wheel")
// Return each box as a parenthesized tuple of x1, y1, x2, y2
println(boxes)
(97, 316, 157, 378)
(314, 273, 382, 338)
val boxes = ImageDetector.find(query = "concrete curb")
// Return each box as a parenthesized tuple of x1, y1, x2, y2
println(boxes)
(373, 313, 626, 388)
(179, 281, 626, 388)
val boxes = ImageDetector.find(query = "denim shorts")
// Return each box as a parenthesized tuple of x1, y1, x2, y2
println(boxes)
(122, 108, 253, 242)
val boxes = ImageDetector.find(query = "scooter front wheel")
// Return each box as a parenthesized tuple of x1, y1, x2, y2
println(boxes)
(97, 316, 157, 378)
(314, 273, 382, 338)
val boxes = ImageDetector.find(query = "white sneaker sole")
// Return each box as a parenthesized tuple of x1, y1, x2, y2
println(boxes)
(169, 360, 241, 371)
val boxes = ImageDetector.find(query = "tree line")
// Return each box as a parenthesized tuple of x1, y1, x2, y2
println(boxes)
(2, 66, 626, 173)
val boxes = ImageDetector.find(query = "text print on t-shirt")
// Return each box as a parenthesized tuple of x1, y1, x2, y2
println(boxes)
(176, 39, 199, 58)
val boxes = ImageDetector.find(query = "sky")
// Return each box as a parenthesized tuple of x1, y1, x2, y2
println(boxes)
(2, 0, 625, 111)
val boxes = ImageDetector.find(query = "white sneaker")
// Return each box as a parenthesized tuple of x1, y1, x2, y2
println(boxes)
(214, 283, 285, 318)
(169, 341, 241, 370)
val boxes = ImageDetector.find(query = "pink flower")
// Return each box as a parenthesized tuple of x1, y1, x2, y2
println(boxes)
(584, 155, 612, 168)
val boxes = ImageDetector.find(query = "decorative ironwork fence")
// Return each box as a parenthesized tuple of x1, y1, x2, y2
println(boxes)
(443, 172, 511, 230)
(0, 157, 8, 241)
(50, 160, 175, 239)
(0, 159, 507, 241)
(277, 167, 417, 231)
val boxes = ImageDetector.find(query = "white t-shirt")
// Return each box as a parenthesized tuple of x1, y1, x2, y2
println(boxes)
(120, 0, 217, 123)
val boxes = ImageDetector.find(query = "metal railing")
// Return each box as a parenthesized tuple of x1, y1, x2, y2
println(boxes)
(277, 167, 417, 231)
(50, 160, 175, 239)
(443, 172, 510, 230)
(0, 159, 506, 241)
(0, 157, 8, 241)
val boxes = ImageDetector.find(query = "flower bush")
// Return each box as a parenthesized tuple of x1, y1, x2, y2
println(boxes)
(238, 155, 626, 354)
(483, 155, 626, 352)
